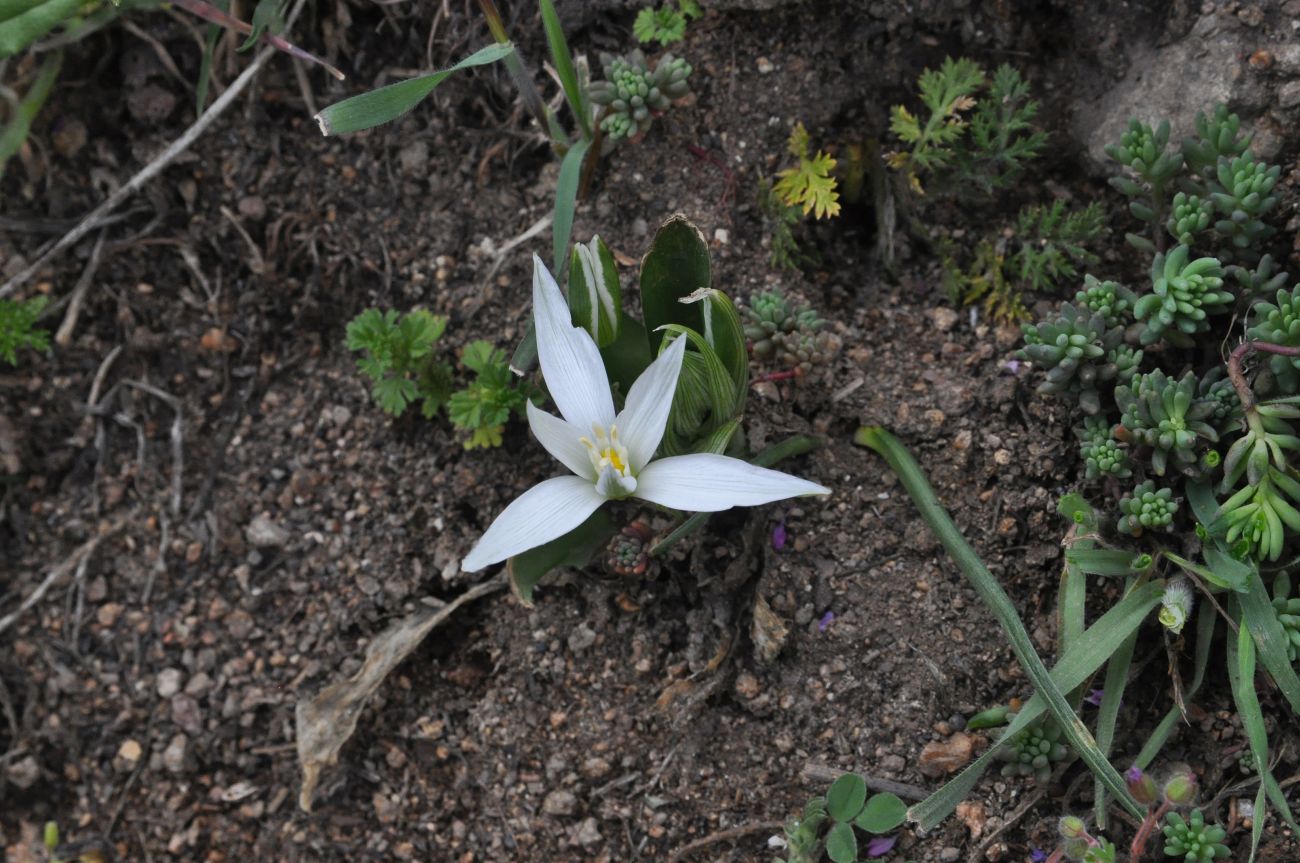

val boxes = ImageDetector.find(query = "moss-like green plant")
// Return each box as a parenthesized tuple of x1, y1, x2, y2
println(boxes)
(588, 50, 691, 143)
(633, 0, 701, 45)
(1162, 809, 1229, 861)
(1134, 246, 1231, 347)
(1020, 304, 1123, 414)
(1117, 480, 1178, 536)
(346, 308, 452, 418)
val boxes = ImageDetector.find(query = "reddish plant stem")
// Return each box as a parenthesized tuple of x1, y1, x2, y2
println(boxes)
(1129, 803, 1170, 861)
(1226, 340, 1300, 413)
(172, 0, 344, 79)
(687, 143, 736, 213)
(751, 368, 802, 384)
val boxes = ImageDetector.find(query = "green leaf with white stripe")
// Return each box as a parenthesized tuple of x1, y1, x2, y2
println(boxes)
(567, 236, 621, 348)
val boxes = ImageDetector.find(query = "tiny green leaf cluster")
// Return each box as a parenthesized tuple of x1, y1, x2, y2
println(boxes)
(997, 716, 1070, 782)
(589, 50, 692, 143)
(447, 342, 536, 450)
(1272, 572, 1300, 663)
(743, 288, 839, 376)
(347, 309, 535, 449)
(1019, 303, 1123, 415)
(1075, 416, 1133, 480)
(1116, 479, 1179, 536)
(1162, 809, 1229, 861)
(773, 123, 841, 220)
(779, 773, 906, 863)
(1010, 201, 1106, 294)
(0, 296, 50, 366)
(1116, 370, 1218, 477)
(632, 0, 701, 46)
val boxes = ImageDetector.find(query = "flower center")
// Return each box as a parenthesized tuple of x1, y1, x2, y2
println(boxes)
(581, 423, 631, 479)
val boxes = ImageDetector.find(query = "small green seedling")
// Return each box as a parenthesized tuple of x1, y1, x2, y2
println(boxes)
(773, 123, 840, 220)
(346, 309, 452, 419)
(447, 341, 536, 450)
(779, 773, 906, 863)
(632, 0, 701, 45)
(0, 296, 50, 365)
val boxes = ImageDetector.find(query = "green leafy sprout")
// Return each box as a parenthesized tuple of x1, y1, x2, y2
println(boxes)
(773, 122, 841, 220)
(632, 0, 700, 45)
(779, 773, 906, 863)
(0, 296, 50, 366)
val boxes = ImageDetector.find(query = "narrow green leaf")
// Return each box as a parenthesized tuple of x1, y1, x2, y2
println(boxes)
(824, 821, 857, 863)
(1094, 589, 1138, 829)
(0, 0, 46, 24)
(1066, 547, 1149, 577)
(639, 215, 711, 353)
(1057, 492, 1098, 532)
(1163, 550, 1248, 593)
(826, 773, 867, 822)
(1227, 603, 1299, 837)
(507, 507, 615, 606)
(538, 0, 588, 139)
(1059, 555, 1086, 655)
(678, 287, 748, 402)
(314, 42, 514, 135)
(856, 793, 907, 833)
(0, 0, 77, 56)
(1240, 570, 1300, 714)
(856, 426, 1146, 829)
(0, 50, 60, 179)
(659, 323, 741, 428)
(509, 325, 537, 377)
(553, 136, 591, 273)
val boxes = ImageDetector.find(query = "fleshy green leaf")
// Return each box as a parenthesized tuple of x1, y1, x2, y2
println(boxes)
(0, 0, 77, 57)
(639, 215, 710, 353)
(315, 43, 513, 135)
(539, 0, 588, 138)
(568, 236, 621, 348)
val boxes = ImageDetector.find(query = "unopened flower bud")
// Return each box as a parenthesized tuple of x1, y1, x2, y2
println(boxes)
(1126, 765, 1158, 805)
(1163, 769, 1197, 806)
(1058, 815, 1088, 840)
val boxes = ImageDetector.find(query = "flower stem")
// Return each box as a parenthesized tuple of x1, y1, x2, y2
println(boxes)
(1129, 802, 1170, 861)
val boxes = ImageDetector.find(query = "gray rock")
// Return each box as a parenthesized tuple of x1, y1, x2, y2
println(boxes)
(542, 789, 577, 816)
(246, 514, 289, 548)
(162, 734, 192, 774)
(567, 624, 597, 653)
(156, 667, 184, 699)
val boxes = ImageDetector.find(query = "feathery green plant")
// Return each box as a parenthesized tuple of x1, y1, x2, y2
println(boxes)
(0, 296, 49, 365)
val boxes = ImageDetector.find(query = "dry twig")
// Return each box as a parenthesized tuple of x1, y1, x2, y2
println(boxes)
(0, 523, 123, 638)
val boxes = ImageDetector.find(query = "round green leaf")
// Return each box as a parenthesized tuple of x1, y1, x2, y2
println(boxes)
(825, 821, 858, 863)
(826, 773, 867, 823)
(854, 793, 907, 833)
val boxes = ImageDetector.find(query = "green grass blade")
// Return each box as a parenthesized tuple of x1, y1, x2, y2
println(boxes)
(196, 21, 222, 112)
(0, 50, 60, 180)
(856, 427, 1145, 827)
(1066, 547, 1149, 577)
(315, 42, 513, 135)
(0, 0, 77, 56)
(1240, 570, 1300, 713)
(538, 0, 588, 139)
(1226, 602, 1299, 840)
(1093, 588, 1138, 829)
(0, 0, 46, 25)
(552, 136, 590, 271)
(906, 579, 1163, 831)
(1133, 600, 1217, 769)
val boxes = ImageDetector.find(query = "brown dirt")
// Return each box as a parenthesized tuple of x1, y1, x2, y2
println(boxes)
(3, 1, 1299, 861)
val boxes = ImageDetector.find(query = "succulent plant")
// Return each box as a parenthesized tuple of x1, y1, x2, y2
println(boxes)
(743, 289, 839, 376)
(1106, 118, 1182, 196)
(1134, 246, 1231, 347)
(1117, 479, 1178, 536)
(1020, 304, 1124, 414)
(605, 521, 654, 577)
(1247, 286, 1300, 391)
(1228, 254, 1288, 302)
(589, 50, 692, 143)
(1116, 370, 1218, 476)
(1166, 192, 1213, 246)
(1271, 573, 1300, 662)
(1075, 415, 1133, 480)
(1162, 810, 1229, 861)
(1074, 275, 1136, 330)
(1181, 104, 1252, 182)
(998, 717, 1069, 783)
(1211, 153, 1279, 258)
(1196, 371, 1242, 433)
(1109, 344, 1144, 388)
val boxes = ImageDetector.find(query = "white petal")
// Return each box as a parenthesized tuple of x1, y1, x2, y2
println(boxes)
(633, 454, 830, 512)
(461, 476, 606, 572)
(532, 255, 615, 430)
(527, 401, 595, 481)
(615, 335, 685, 471)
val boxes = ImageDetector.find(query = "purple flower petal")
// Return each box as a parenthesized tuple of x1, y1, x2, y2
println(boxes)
(866, 835, 896, 857)
(1084, 688, 1104, 706)
(772, 521, 787, 551)
(1030, 850, 1048, 863)
(818, 611, 835, 632)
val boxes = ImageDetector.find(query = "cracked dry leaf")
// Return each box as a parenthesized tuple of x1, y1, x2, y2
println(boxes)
(295, 574, 505, 811)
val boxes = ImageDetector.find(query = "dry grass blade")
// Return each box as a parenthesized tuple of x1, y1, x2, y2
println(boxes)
(295, 573, 506, 811)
